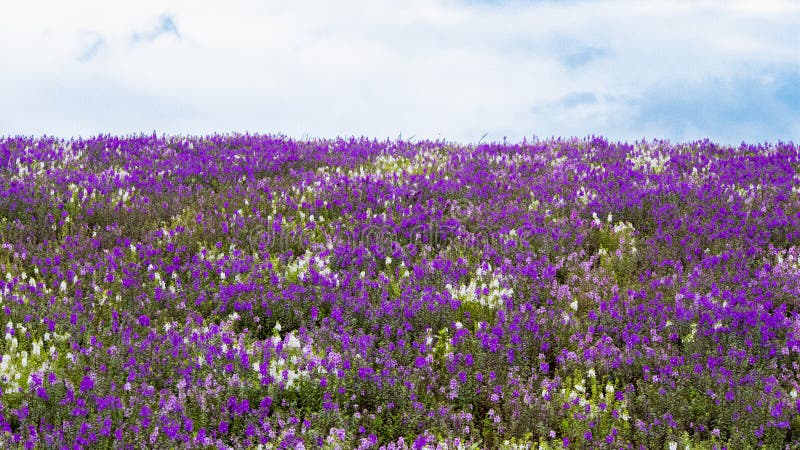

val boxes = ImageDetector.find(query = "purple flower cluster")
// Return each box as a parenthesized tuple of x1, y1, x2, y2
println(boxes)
(0, 135, 798, 448)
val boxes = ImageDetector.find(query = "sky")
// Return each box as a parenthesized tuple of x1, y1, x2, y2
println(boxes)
(0, 0, 798, 145)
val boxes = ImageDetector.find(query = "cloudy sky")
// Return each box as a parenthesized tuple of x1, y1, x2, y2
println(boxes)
(1, 0, 798, 144)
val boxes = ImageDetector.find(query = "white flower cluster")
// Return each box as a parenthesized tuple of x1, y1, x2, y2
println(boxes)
(554, 375, 630, 423)
(109, 185, 136, 205)
(371, 153, 414, 178)
(1, 322, 60, 394)
(285, 250, 332, 282)
(575, 185, 598, 206)
(2, 269, 59, 307)
(335, 148, 450, 185)
(445, 264, 514, 310)
(488, 151, 533, 167)
(627, 143, 671, 174)
(549, 155, 568, 167)
(257, 323, 326, 392)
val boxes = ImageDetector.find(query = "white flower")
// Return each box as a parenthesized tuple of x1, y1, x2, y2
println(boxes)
(791, 388, 798, 399)
(570, 300, 578, 311)
(385, 256, 392, 265)
(286, 333, 301, 350)
(60, 280, 67, 292)
(669, 442, 677, 450)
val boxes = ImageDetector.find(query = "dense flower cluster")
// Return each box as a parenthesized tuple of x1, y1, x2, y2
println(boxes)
(0, 135, 798, 448)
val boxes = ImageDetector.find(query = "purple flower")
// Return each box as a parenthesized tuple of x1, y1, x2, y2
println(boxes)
(36, 386, 49, 400)
(80, 375, 95, 393)
(464, 354, 473, 366)
(771, 402, 784, 418)
(413, 434, 429, 449)
(14, 405, 29, 421)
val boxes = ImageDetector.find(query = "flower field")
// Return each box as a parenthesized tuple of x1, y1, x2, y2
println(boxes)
(0, 135, 799, 449)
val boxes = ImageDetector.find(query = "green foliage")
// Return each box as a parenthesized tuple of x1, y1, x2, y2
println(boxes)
(457, 301, 495, 330)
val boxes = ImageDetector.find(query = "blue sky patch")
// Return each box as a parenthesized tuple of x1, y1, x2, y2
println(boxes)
(77, 34, 105, 61)
(634, 66, 800, 143)
(561, 45, 608, 69)
(131, 14, 180, 45)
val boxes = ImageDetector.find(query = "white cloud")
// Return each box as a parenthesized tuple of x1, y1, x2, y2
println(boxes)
(0, 0, 797, 144)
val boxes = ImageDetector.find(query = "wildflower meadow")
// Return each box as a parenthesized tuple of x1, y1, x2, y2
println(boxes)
(0, 135, 798, 449)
